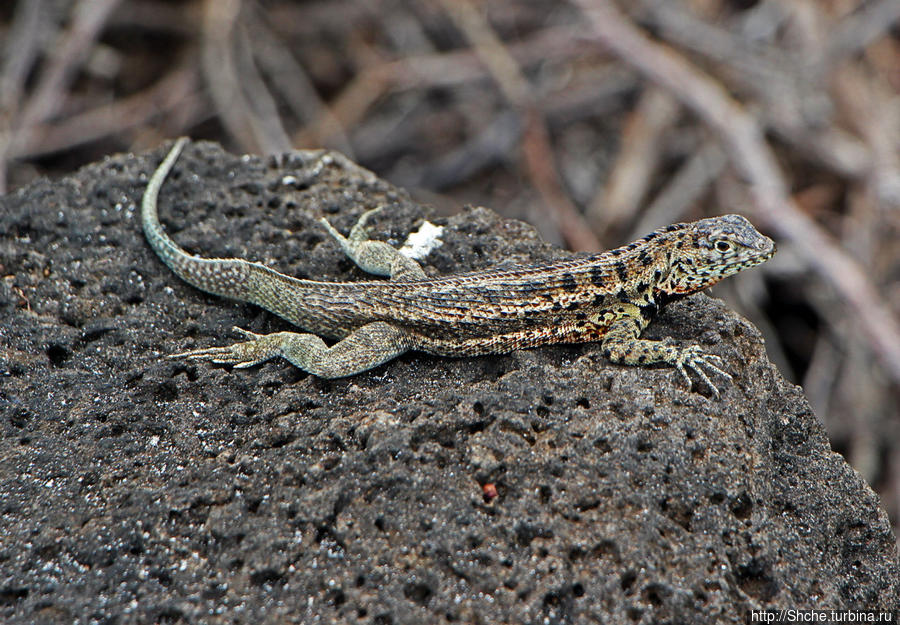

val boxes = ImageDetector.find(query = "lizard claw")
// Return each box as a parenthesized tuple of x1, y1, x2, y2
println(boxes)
(674, 346, 732, 398)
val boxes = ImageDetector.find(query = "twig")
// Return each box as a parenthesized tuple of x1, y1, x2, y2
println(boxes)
(639, 0, 874, 180)
(201, 0, 291, 155)
(629, 137, 724, 240)
(415, 111, 521, 191)
(0, 0, 46, 191)
(15, 0, 122, 135)
(0, 0, 45, 113)
(575, 0, 900, 385)
(824, 0, 900, 66)
(0, 0, 121, 192)
(244, 6, 354, 156)
(21, 66, 200, 157)
(297, 23, 601, 149)
(202, 0, 254, 151)
(440, 0, 601, 252)
(832, 65, 900, 206)
(588, 87, 680, 234)
(234, 22, 292, 154)
(296, 67, 394, 151)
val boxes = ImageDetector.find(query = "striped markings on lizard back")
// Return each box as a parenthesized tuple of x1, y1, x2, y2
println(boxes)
(141, 138, 775, 397)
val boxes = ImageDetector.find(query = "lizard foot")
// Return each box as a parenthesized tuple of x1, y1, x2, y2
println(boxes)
(169, 327, 276, 369)
(674, 345, 732, 398)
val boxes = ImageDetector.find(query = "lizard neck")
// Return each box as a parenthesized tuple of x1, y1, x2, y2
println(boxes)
(575, 222, 686, 296)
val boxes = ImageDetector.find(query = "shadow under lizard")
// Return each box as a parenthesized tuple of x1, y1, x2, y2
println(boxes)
(141, 138, 775, 397)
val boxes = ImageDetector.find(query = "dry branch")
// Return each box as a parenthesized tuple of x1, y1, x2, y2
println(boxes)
(574, 0, 900, 385)
(440, 0, 601, 252)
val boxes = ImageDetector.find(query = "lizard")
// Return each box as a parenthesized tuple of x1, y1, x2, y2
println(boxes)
(141, 137, 775, 397)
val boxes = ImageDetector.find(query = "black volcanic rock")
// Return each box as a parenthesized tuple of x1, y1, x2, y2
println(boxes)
(1, 140, 896, 624)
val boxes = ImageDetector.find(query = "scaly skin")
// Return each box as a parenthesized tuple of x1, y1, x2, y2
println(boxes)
(142, 137, 776, 396)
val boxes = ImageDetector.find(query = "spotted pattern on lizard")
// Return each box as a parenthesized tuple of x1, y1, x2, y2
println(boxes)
(141, 138, 776, 396)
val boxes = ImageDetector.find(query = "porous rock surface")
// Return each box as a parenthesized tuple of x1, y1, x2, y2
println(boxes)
(1, 140, 897, 624)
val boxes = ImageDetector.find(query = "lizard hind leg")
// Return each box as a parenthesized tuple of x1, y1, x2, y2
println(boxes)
(320, 208, 427, 281)
(171, 321, 414, 378)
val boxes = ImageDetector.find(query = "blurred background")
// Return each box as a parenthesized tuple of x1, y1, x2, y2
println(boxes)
(2, 0, 899, 537)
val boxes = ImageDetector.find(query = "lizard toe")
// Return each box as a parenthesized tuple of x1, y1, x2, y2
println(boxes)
(675, 346, 732, 398)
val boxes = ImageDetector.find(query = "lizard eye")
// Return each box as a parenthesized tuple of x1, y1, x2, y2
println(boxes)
(714, 240, 733, 252)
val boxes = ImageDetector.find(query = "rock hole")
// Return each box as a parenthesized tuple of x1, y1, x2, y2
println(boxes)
(156, 606, 185, 624)
(576, 397, 590, 409)
(731, 492, 753, 519)
(327, 589, 346, 606)
(592, 539, 618, 560)
(81, 326, 114, 343)
(735, 559, 777, 601)
(404, 582, 433, 605)
(9, 408, 30, 428)
(642, 583, 669, 606)
(542, 590, 563, 607)
(0, 586, 28, 606)
(472, 401, 484, 415)
(572, 582, 585, 597)
(154, 380, 178, 402)
(249, 568, 284, 587)
(620, 570, 637, 592)
(202, 583, 227, 600)
(538, 485, 551, 505)
(593, 437, 611, 454)
(46, 343, 70, 367)
(514, 522, 552, 547)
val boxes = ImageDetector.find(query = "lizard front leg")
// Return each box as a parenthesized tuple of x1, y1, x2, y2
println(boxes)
(172, 322, 413, 378)
(599, 304, 732, 397)
(320, 207, 428, 281)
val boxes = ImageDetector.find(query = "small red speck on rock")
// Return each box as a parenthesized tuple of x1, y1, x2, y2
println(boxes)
(482, 483, 498, 502)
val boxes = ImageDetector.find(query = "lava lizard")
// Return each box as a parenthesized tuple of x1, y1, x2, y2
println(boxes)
(141, 138, 775, 396)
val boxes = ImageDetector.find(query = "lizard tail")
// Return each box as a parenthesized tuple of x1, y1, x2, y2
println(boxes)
(140, 138, 268, 302)
(140, 138, 366, 333)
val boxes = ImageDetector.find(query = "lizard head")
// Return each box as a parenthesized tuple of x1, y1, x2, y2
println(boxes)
(660, 214, 775, 295)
